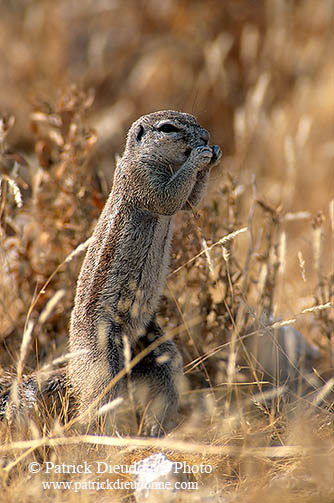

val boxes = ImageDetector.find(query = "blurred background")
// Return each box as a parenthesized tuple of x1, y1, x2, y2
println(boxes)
(1, 0, 332, 176)
(0, 0, 333, 378)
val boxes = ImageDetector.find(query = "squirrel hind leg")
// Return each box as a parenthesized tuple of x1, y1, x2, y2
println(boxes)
(131, 322, 184, 437)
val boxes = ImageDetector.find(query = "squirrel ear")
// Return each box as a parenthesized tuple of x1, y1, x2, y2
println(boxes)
(136, 124, 145, 142)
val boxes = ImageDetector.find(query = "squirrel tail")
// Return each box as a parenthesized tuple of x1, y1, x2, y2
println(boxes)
(0, 367, 68, 421)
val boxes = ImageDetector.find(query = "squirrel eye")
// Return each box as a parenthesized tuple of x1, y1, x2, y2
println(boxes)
(157, 123, 180, 133)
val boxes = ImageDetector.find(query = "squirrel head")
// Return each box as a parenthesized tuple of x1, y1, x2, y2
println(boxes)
(124, 110, 210, 169)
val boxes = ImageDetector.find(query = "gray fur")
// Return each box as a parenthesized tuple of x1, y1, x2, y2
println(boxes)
(0, 368, 67, 420)
(69, 110, 222, 436)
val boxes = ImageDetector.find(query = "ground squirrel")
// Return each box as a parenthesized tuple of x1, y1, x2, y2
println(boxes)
(69, 110, 221, 435)
(0, 110, 221, 435)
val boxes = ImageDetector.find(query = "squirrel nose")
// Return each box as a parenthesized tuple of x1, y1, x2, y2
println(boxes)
(200, 129, 209, 145)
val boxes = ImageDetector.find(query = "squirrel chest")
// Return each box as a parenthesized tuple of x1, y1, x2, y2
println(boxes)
(75, 198, 174, 341)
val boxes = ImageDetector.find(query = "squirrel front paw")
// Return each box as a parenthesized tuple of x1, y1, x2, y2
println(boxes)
(191, 145, 214, 169)
(191, 145, 222, 171)
(210, 144, 222, 167)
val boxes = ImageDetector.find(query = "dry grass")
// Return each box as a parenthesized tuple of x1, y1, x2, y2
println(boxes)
(0, 0, 333, 501)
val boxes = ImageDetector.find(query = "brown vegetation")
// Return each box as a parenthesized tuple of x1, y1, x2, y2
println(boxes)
(0, 1, 333, 501)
